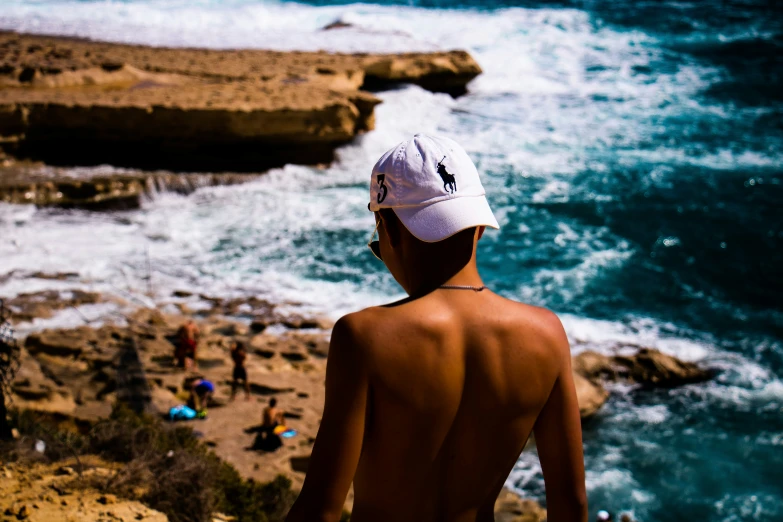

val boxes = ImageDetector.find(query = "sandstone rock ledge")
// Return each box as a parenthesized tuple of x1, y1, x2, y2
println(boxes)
(0, 32, 482, 174)
(0, 163, 262, 209)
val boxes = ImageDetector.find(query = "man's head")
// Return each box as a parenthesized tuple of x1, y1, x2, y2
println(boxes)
(269, 398, 277, 408)
(369, 134, 499, 292)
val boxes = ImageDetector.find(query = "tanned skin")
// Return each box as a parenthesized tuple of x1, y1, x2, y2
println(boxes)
(286, 209, 587, 522)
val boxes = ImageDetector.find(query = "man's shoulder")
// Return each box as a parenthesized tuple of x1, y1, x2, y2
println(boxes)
(491, 296, 570, 354)
(329, 304, 416, 356)
(331, 306, 387, 343)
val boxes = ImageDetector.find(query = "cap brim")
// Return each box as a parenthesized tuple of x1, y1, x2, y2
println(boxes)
(393, 195, 500, 243)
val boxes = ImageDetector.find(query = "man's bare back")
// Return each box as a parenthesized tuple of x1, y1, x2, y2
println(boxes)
(286, 135, 586, 522)
(355, 289, 583, 521)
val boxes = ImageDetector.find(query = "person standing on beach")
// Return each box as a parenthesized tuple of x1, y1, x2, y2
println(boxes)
(286, 134, 587, 522)
(176, 319, 200, 371)
(230, 340, 251, 401)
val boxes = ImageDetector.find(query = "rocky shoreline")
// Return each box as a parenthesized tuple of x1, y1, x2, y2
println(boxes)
(1, 288, 714, 520)
(0, 32, 480, 178)
(0, 162, 263, 209)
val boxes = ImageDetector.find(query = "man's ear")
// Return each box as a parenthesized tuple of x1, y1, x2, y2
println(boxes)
(477, 226, 486, 240)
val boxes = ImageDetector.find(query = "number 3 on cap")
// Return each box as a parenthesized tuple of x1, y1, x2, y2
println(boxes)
(377, 174, 388, 204)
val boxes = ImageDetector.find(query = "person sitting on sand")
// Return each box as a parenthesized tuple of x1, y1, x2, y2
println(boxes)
(176, 319, 200, 371)
(189, 378, 214, 417)
(230, 340, 251, 401)
(263, 397, 284, 429)
(287, 135, 586, 522)
(254, 397, 286, 451)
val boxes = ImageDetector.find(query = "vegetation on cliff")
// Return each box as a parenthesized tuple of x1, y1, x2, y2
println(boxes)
(2, 405, 297, 522)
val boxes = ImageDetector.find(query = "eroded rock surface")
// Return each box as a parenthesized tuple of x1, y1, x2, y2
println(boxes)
(3, 289, 106, 323)
(0, 459, 169, 522)
(573, 370, 609, 419)
(573, 348, 712, 387)
(0, 165, 258, 209)
(0, 32, 480, 174)
(494, 488, 547, 522)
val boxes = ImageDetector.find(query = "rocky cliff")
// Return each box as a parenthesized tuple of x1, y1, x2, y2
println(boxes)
(0, 32, 481, 175)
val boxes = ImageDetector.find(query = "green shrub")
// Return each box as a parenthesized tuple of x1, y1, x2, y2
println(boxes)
(2, 409, 88, 462)
(3, 405, 298, 522)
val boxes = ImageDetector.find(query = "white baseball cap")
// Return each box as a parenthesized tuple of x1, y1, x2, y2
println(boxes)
(369, 134, 499, 242)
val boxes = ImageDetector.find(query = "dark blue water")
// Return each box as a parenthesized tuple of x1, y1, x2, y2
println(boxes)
(295, 2, 783, 519)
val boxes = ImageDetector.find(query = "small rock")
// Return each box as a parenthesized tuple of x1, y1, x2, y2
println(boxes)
(250, 318, 270, 333)
(573, 371, 608, 419)
(494, 488, 546, 522)
(55, 466, 76, 476)
(17, 505, 29, 519)
(98, 494, 117, 505)
(322, 20, 354, 31)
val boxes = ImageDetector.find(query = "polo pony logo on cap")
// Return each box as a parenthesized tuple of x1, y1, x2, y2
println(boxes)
(436, 156, 457, 194)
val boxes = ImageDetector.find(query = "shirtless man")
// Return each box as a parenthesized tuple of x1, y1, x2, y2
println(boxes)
(257, 397, 287, 451)
(177, 319, 200, 371)
(286, 135, 586, 522)
(263, 397, 284, 429)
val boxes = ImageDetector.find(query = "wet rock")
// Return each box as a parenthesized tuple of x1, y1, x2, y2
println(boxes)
(572, 371, 608, 419)
(618, 348, 711, 386)
(5, 289, 104, 324)
(574, 348, 712, 388)
(494, 488, 546, 522)
(322, 20, 354, 31)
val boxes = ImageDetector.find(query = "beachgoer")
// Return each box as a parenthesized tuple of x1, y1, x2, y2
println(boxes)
(230, 340, 251, 401)
(597, 510, 613, 522)
(189, 378, 214, 416)
(263, 397, 284, 429)
(286, 135, 587, 521)
(254, 397, 286, 451)
(619, 514, 633, 522)
(176, 319, 200, 371)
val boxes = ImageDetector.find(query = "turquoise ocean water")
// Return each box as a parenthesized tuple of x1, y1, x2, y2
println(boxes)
(0, 1, 781, 520)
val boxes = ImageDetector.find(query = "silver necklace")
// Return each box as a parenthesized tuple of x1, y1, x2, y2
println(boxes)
(439, 284, 487, 292)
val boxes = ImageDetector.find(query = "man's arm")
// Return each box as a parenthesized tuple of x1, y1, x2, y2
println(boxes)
(286, 314, 369, 522)
(533, 314, 587, 522)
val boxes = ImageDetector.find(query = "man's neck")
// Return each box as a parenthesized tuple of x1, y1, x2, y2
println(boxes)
(405, 258, 484, 298)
